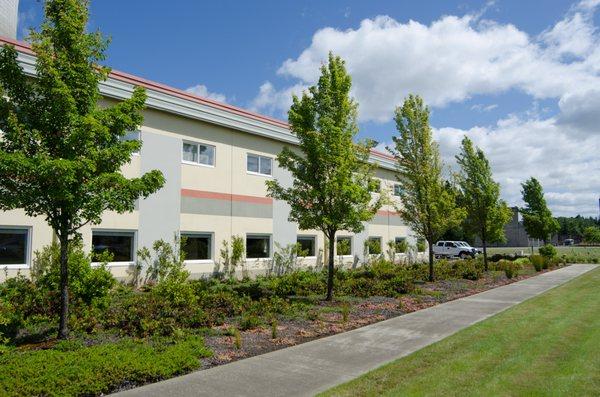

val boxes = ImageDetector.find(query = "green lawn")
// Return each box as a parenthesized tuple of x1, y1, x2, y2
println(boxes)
(321, 266, 600, 397)
(485, 245, 600, 257)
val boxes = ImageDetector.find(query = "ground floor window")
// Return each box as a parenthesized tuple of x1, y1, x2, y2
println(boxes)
(297, 236, 316, 256)
(92, 231, 134, 262)
(181, 233, 212, 260)
(0, 228, 28, 265)
(367, 237, 382, 255)
(246, 235, 271, 258)
(336, 236, 352, 256)
(395, 237, 408, 253)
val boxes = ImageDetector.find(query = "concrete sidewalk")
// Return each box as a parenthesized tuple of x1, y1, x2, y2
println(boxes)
(113, 264, 597, 397)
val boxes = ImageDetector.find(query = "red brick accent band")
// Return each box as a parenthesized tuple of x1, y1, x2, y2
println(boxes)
(181, 189, 273, 205)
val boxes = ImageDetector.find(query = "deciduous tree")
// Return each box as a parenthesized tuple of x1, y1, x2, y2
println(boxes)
(520, 177, 559, 245)
(267, 53, 380, 300)
(455, 136, 512, 271)
(388, 95, 464, 281)
(0, 0, 164, 338)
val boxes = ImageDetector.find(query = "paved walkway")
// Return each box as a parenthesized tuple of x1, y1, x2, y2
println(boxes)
(113, 264, 597, 397)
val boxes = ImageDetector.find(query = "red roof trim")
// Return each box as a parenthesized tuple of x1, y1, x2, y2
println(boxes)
(0, 35, 393, 161)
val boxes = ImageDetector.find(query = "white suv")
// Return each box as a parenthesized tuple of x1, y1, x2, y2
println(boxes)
(433, 241, 479, 259)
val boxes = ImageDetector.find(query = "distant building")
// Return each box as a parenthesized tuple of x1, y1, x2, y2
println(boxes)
(478, 207, 557, 248)
(0, 0, 18, 39)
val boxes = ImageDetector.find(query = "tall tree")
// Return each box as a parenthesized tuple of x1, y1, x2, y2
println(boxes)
(267, 53, 380, 301)
(0, 0, 164, 338)
(455, 136, 512, 271)
(389, 94, 464, 281)
(520, 177, 559, 245)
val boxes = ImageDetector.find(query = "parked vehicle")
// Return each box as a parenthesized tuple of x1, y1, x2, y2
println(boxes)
(433, 241, 479, 259)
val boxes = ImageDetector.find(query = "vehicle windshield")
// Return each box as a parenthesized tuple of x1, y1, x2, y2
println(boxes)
(458, 241, 471, 247)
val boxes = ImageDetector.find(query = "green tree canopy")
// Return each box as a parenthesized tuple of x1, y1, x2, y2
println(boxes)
(0, 0, 164, 338)
(455, 136, 512, 270)
(388, 94, 464, 281)
(267, 53, 380, 300)
(520, 177, 559, 244)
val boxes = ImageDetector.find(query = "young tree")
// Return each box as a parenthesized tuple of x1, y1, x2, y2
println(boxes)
(0, 0, 164, 338)
(520, 177, 559, 245)
(455, 136, 512, 271)
(267, 53, 380, 301)
(388, 95, 464, 281)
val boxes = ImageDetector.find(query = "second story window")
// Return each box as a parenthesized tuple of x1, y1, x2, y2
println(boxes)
(182, 141, 215, 166)
(247, 153, 272, 176)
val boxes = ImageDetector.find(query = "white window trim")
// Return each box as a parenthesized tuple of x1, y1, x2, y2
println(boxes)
(246, 153, 273, 177)
(0, 225, 32, 269)
(297, 234, 317, 258)
(181, 231, 214, 262)
(181, 140, 216, 168)
(245, 233, 272, 259)
(91, 229, 137, 267)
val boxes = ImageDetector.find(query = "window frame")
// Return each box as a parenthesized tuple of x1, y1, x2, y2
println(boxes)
(297, 235, 317, 257)
(246, 153, 273, 177)
(245, 233, 272, 259)
(181, 232, 214, 263)
(181, 140, 216, 167)
(0, 226, 31, 269)
(336, 236, 353, 257)
(91, 229, 137, 266)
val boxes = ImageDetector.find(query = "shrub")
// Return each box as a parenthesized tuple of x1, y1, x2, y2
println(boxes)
(498, 260, 521, 279)
(238, 314, 262, 330)
(416, 239, 426, 252)
(452, 259, 483, 280)
(395, 239, 409, 254)
(0, 335, 211, 396)
(530, 255, 544, 271)
(32, 241, 115, 311)
(538, 244, 557, 260)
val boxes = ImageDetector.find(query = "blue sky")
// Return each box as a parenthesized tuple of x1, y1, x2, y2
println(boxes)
(16, 0, 600, 217)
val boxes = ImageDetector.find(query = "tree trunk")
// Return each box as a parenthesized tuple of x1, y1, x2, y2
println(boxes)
(427, 239, 434, 282)
(482, 228, 488, 272)
(482, 240, 488, 272)
(57, 232, 70, 339)
(326, 232, 336, 301)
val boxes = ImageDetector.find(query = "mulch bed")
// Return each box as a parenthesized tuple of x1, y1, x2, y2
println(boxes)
(200, 268, 551, 369)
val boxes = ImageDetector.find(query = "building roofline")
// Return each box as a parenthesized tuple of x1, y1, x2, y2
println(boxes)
(0, 35, 397, 170)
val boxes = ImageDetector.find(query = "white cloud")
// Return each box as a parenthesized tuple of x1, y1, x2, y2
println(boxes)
(249, 81, 308, 116)
(251, 0, 600, 216)
(253, 2, 600, 125)
(185, 84, 227, 103)
(471, 103, 498, 112)
(433, 113, 600, 217)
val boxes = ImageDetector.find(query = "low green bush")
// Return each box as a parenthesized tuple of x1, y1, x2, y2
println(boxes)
(0, 335, 211, 396)
(538, 244, 557, 260)
(530, 255, 544, 271)
(497, 260, 522, 279)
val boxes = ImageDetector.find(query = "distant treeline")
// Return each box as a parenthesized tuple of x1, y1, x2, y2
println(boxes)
(556, 216, 600, 241)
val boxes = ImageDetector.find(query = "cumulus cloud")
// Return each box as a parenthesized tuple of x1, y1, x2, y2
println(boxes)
(185, 84, 228, 103)
(253, 2, 600, 126)
(252, 1, 600, 216)
(433, 114, 600, 217)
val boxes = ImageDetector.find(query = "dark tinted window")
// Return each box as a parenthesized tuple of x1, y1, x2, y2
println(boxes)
(297, 236, 316, 256)
(246, 235, 270, 258)
(336, 236, 352, 256)
(0, 229, 27, 265)
(367, 237, 382, 254)
(92, 232, 134, 262)
(182, 234, 211, 260)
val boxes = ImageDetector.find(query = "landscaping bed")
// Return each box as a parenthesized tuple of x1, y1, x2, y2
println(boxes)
(0, 243, 569, 396)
